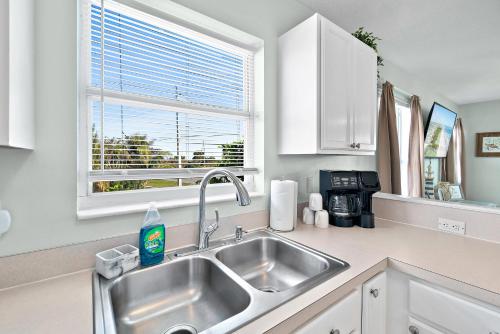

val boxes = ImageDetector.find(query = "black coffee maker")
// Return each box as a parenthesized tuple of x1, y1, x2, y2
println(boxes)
(320, 170, 381, 228)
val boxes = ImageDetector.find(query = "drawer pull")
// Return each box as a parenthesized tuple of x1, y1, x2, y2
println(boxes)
(330, 330, 340, 334)
(370, 288, 379, 298)
(408, 325, 419, 334)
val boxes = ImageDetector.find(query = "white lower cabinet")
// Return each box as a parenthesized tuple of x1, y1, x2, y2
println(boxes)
(408, 280, 500, 334)
(295, 289, 362, 334)
(294, 270, 500, 334)
(386, 269, 500, 334)
(362, 272, 387, 334)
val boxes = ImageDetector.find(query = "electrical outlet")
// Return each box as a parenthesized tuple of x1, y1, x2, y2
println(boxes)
(438, 218, 466, 235)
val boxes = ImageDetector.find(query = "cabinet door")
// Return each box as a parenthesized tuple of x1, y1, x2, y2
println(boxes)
(409, 280, 500, 334)
(362, 272, 387, 334)
(352, 41, 377, 151)
(320, 18, 353, 150)
(295, 289, 362, 334)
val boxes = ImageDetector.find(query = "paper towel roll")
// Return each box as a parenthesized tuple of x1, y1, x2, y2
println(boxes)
(270, 180, 298, 231)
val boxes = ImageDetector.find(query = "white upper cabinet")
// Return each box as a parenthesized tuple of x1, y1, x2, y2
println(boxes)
(0, 0, 35, 149)
(279, 14, 377, 155)
(352, 38, 378, 151)
(320, 18, 352, 151)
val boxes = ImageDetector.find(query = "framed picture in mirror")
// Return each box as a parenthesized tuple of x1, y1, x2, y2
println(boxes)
(448, 185, 464, 200)
(476, 132, 500, 157)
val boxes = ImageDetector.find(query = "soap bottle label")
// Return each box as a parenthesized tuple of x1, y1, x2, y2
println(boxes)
(143, 226, 164, 254)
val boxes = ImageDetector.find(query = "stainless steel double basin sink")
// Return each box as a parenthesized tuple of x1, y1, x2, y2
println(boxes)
(93, 230, 349, 334)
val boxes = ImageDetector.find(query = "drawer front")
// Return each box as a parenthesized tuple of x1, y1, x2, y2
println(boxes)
(408, 317, 444, 334)
(296, 289, 362, 334)
(409, 280, 500, 334)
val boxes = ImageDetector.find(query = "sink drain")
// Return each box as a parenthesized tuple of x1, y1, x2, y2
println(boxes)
(257, 286, 280, 293)
(163, 324, 197, 334)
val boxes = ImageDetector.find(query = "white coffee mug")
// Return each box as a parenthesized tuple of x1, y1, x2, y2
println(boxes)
(315, 210, 329, 228)
(309, 193, 323, 211)
(302, 207, 315, 225)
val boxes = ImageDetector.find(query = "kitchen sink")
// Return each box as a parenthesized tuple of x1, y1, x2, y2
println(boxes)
(107, 257, 250, 334)
(94, 230, 349, 334)
(215, 237, 331, 292)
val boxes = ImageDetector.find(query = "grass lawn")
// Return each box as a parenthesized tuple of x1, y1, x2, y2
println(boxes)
(145, 179, 179, 188)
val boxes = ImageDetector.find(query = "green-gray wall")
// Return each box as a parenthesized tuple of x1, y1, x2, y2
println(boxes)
(460, 100, 500, 205)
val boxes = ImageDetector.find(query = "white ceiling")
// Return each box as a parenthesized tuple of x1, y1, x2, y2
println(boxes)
(296, 0, 500, 105)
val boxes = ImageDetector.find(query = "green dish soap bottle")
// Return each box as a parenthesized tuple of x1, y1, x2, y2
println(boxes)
(139, 203, 165, 266)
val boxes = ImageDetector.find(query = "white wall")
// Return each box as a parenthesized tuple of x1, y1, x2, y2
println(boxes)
(169, 0, 378, 194)
(0, 0, 464, 257)
(0, 0, 378, 256)
(380, 59, 459, 117)
(460, 100, 500, 205)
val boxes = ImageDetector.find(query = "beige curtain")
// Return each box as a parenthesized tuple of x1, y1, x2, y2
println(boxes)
(441, 159, 448, 182)
(446, 118, 466, 195)
(407, 95, 424, 197)
(377, 81, 401, 194)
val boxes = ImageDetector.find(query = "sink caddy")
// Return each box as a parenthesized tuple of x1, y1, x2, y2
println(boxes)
(95, 244, 139, 280)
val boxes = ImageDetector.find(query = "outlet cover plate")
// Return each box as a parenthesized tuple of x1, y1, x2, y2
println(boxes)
(438, 218, 466, 235)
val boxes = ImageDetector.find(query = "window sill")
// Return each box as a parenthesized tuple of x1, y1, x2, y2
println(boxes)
(77, 192, 265, 220)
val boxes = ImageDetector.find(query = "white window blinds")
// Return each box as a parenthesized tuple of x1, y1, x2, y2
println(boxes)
(81, 0, 256, 193)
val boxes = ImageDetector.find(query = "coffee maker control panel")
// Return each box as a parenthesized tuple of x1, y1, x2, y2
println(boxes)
(332, 176, 358, 187)
(328, 171, 359, 190)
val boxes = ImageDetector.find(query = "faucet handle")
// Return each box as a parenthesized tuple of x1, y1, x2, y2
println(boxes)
(205, 209, 220, 235)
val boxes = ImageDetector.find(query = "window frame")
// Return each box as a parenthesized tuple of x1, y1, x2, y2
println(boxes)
(77, 0, 262, 216)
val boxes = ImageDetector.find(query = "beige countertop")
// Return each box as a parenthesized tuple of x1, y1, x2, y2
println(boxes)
(1, 219, 500, 334)
(0, 269, 93, 334)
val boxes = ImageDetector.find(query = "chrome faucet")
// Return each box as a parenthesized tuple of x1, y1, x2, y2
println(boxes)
(197, 169, 251, 250)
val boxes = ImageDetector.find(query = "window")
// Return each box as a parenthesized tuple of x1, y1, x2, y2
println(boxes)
(78, 0, 259, 211)
(395, 100, 411, 197)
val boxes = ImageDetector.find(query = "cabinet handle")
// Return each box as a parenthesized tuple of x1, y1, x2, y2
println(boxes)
(408, 325, 419, 334)
(350, 143, 356, 148)
(370, 288, 379, 298)
(355, 143, 361, 149)
(330, 330, 340, 334)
